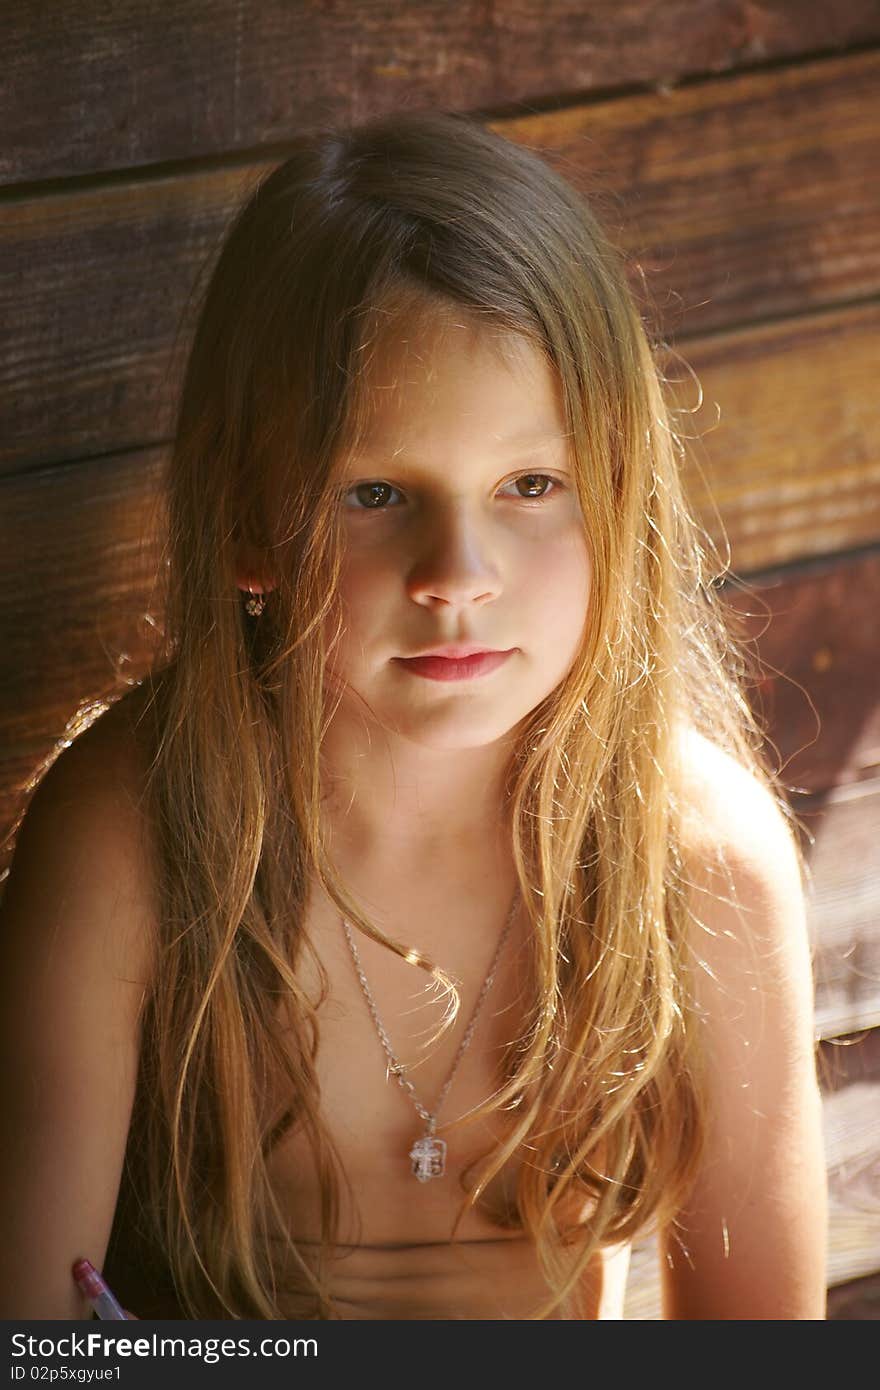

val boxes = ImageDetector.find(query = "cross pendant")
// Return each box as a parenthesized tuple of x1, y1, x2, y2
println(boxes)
(409, 1132, 447, 1182)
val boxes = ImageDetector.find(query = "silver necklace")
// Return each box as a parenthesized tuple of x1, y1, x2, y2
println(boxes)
(341, 893, 519, 1183)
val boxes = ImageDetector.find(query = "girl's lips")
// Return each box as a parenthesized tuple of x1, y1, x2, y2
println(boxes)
(395, 649, 516, 682)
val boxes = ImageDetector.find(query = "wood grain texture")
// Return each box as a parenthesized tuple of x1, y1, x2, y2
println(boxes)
(0, 446, 166, 857)
(494, 49, 880, 338)
(807, 1029, 880, 1297)
(673, 303, 880, 574)
(624, 1027, 880, 1317)
(0, 162, 271, 474)
(4, 53, 880, 475)
(826, 1270, 880, 1319)
(800, 780, 880, 1038)
(722, 545, 880, 792)
(5, 1, 880, 185)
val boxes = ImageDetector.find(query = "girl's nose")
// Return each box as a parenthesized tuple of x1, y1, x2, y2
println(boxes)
(404, 504, 502, 609)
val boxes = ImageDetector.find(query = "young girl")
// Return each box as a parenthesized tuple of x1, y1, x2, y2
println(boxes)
(0, 109, 826, 1320)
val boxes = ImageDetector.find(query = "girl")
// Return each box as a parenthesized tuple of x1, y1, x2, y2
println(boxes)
(0, 109, 826, 1320)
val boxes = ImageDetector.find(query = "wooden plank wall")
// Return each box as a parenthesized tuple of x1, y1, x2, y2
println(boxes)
(2, 2, 878, 1318)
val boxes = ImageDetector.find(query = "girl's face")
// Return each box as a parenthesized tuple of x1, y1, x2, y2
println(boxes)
(326, 308, 592, 751)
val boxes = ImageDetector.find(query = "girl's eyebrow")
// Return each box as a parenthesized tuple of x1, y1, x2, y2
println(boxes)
(356, 429, 573, 461)
(491, 426, 573, 447)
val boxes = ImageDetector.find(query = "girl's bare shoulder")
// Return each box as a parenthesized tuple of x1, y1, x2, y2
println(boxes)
(672, 722, 802, 888)
(670, 722, 813, 1064)
(5, 681, 162, 988)
(0, 681, 162, 1316)
(671, 721, 812, 1001)
(659, 737, 824, 1318)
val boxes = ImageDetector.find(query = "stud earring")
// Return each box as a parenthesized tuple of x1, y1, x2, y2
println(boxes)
(243, 586, 266, 618)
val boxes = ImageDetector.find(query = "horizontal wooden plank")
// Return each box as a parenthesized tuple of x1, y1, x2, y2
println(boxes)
(722, 545, 880, 792)
(820, 1031, 880, 1295)
(624, 1028, 880, 1317)
(822, 1079, 880, 1290)
(3, 52, 880, 475)
(827, 1270, 880, 1319)
(800, 779, 880, 1039)
(495, 49, 880, 338)
(676, 303, 880, 574)
(0, 163, 271, 474)
(5, 2, 880, 186)
(0, 447, 166, 854)
(818, 1025, 880, 1093)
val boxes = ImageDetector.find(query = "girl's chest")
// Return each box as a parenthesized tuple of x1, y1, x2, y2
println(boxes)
(265, 893, 545, 1245)
(260, 899, 629, 1318)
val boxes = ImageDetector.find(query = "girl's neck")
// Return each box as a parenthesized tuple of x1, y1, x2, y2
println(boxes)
(318, 719, 517, 878)
(323, 795, 515, 887)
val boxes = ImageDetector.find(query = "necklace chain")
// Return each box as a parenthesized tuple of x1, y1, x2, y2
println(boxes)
(341, 892, 519, 1133)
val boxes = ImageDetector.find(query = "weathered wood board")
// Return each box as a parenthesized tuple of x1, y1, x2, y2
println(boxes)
(669, 304, 880, 574)
(6, 2, 880, 184)
(723, 546, 880, 793)
(493, 50, 880, 336)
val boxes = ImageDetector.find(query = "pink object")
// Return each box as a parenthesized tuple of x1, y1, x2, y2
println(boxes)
(72, 1257, 129, 1320)
(395, 649, 515, 681)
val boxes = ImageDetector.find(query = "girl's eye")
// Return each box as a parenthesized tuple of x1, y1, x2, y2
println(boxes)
(344, 473, 562, 511)
(506, 474, 559, 501)
(346, 481, 404, 510)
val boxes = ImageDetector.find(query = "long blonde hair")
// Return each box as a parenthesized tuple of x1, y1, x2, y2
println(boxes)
(126, 109, 803, 1318)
